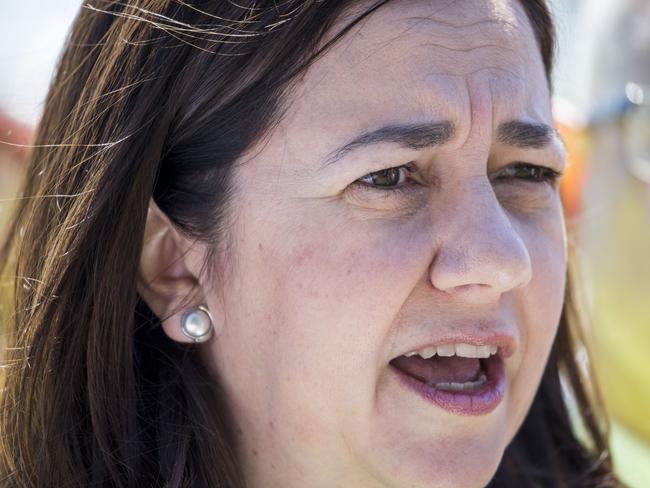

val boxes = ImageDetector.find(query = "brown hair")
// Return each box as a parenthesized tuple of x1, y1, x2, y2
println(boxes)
(0, 1, 618, 486)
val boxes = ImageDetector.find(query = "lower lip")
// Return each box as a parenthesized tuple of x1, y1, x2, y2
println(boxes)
(390, 355, 506, 416)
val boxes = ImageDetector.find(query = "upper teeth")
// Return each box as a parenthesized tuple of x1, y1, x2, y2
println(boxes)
(404, 343, 498, 359)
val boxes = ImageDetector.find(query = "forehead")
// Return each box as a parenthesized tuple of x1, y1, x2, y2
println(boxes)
(280, 0, 550, 147)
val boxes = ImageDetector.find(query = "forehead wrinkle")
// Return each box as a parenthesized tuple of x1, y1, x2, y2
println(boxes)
(422, 65, 526, 82)
(356, 18, 530, 82)
(368, 18, 524, 60)
(416, 45, 525, 81)
(435, 71, 504, 157)
(346, 0, 531, 61)
(416, 42, 519, 54)
(264, 0, 548, 174)
(399, 0, 526, 40)
(403, 16, 522, 32)
(401, 1, 531, 49)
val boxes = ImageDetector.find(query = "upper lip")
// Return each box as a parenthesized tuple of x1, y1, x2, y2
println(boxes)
(393, 327, 518, 360)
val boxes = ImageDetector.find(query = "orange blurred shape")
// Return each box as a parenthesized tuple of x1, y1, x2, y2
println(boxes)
(557, 121, 590, 219)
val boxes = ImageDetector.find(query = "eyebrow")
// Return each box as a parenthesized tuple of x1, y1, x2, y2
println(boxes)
(321, 121, 454, 168)
(321, 119, 560, 168)
(497, 120, 559, 149)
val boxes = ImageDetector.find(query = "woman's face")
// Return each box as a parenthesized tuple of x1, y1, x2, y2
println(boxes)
(203, 1, 567, 486)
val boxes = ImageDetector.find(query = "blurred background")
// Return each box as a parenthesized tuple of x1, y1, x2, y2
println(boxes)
(1, 1, 649, 486)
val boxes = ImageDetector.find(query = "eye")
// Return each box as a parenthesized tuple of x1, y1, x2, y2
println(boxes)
(355, 164, 415, 189)
(498, 162, 562, 185)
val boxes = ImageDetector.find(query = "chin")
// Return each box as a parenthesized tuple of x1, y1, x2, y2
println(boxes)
(416, 444, 503, 488)
(365, 428, 507, 488)
(431, 460, 501, 488)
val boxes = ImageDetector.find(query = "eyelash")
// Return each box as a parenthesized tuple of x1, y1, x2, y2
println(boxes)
(354, 163, 417, 194)
(496, 163, 563, 184)
(352, 162, 562, 194)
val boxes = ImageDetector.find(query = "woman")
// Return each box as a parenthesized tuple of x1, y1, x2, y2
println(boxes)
(0, 1, 619, 487)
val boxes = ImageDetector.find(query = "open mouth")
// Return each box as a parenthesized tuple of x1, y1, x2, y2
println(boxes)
(389, 342, 506, 416)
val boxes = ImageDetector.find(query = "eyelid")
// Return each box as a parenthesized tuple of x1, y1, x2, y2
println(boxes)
(347, 163, 421, 202)
(494, 161, 564, 181)
(355, 162, 418, 185)
(348, 160, 562, 202)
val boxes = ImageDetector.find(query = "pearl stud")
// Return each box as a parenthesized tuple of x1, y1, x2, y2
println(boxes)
(180, 305, 214, 343)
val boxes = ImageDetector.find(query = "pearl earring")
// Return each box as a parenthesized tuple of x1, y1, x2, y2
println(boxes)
(180, 305, 214, 343)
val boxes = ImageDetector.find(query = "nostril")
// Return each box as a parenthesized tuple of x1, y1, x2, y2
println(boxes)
(436, 283, 501, 304)
(450, 283, 489, 293)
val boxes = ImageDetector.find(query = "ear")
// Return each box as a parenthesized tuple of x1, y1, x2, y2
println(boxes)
(137, 199, 215, 343)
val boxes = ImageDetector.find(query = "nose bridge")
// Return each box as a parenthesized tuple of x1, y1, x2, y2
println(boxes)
(429, 179, 532, 295)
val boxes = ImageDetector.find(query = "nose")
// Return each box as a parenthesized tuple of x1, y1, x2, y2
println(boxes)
(429, 182, 532, 299)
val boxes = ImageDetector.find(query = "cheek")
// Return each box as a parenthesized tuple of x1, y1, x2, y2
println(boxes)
(526, 206, 567, 344)
(516, 200, 567, 331)
(217, 206, 434, 432)
(507, 208, 567, 432)
(274, 213, 434, 364)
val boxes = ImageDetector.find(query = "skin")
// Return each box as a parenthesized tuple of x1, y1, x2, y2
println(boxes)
(139, 0, 568, 486)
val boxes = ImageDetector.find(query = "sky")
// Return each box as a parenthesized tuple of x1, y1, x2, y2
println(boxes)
(0, 0, 82, 124)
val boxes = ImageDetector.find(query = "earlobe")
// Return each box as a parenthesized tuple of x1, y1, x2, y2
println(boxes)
(137, 199, 215, 344)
